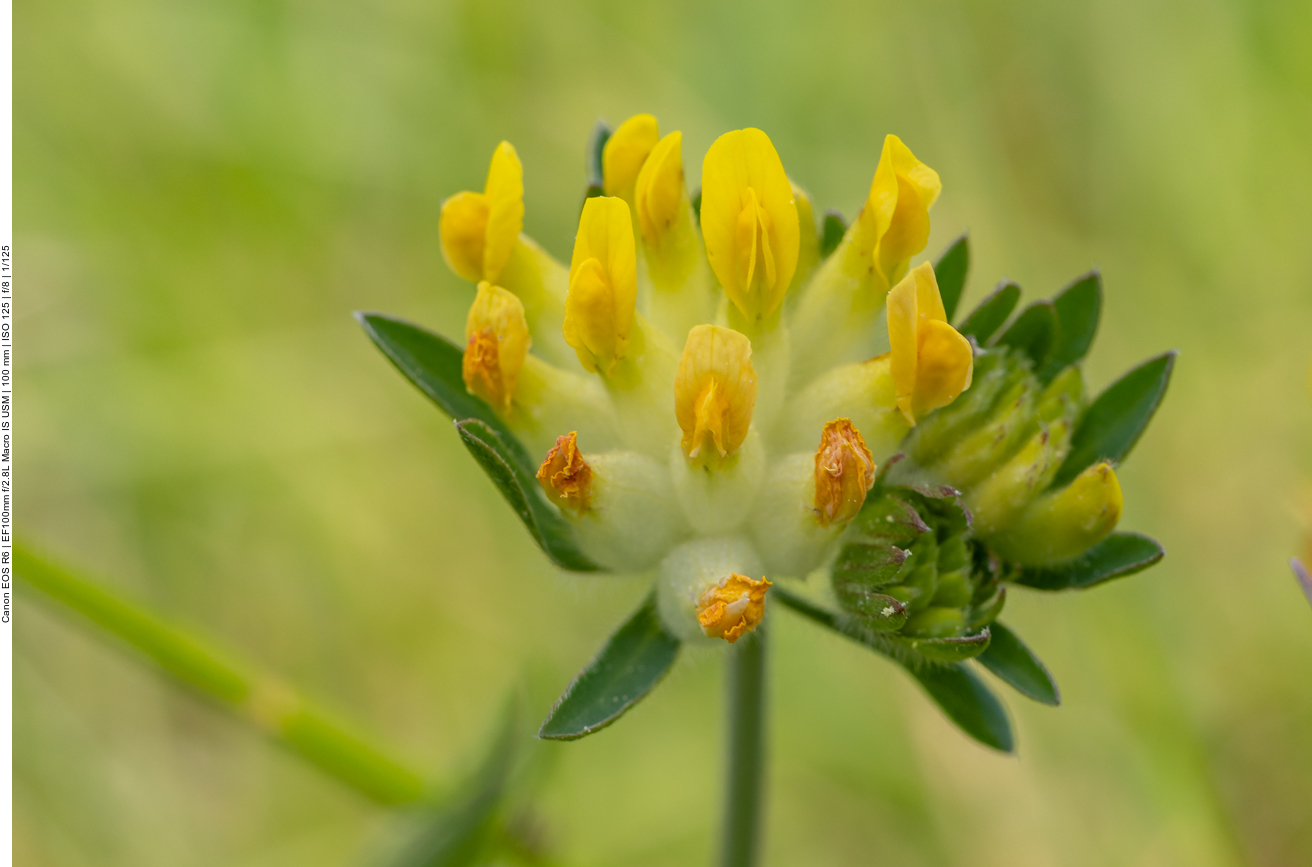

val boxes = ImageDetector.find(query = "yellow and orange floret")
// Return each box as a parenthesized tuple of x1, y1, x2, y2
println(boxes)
(438, 118, 1124, 644)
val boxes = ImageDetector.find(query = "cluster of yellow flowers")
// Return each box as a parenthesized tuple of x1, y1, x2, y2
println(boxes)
(438, 115, 996, 644)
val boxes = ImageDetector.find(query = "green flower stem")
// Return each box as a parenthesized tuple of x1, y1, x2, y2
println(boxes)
(15, 542, 427, 806)
(721, 628, 767, 867)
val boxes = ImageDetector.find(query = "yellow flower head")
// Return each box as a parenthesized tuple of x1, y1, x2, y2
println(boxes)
(701, 128, 800, 322)
(858, 135, 941, 292)
(603, 114, 661, 204)
(440, 141, 524, 283)
(697, 574, 771, 643)
(887, 262, 974, 425)
(675, 325, 758, 464)
(563, 196, 638, 375)
(813, 419, 877, 527)
(634, 131, 685, 248)
(462, 282, 531, 409)
(536, 432, 594, 516)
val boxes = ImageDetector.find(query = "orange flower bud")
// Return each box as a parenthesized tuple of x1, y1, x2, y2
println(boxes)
(536, 432, 594, 516)
(813, 419, 877, 527)
(696, 574, 771, 643)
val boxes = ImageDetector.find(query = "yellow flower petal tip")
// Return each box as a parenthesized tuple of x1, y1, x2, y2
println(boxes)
(462, 282, 531, 409)
(813, 419, 877, 527)
(675, 325, 758, 465)
(701, 128, 800, 322)
(634, 130, 685, 247)
(603, 114, 661, 202)
(440, 141, 524, 283)
(564, 196, 638, 375)
(536, 432, 594, 516)
(859, 135, 941, 290)
(887, 262, 974, 425)
(697, 574, 771, 643)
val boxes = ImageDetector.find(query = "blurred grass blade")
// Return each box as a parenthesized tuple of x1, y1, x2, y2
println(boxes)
(909, 663, 1015, 752)
(1052, 351, 1177, 488)
(993, 301, 1057, 369)
(539, 593, 680, 740)
(1012, 532, 1164, 591)
(933, 233, 969, 322)
(957, 280, 1020, 343)
(1292, 559, 1312, 609)
(977, 622, 1060, 706)
(773, 588, 1014, 751)
(455, 419, 600, 572)
(820, 209, 848, 258)
(356, 312, 537, 473)
(894, 628, 991, 663)
(1040, 271, 1102, 382)
(15, 542, 427, 805)
(380, 710, 519, 867)
(584, 119, 611, 199)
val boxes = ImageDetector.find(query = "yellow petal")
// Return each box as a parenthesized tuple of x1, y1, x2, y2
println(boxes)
(912, 319, 975, 421)
(634, 131, 685, 247)
(564, 197, 637, 375)
(536, 432, 594, 516)
(813, 419, 877, 527)
(675, 325, 758, 464)
(439, 191, 490, 282)
(463, 282, 531, 407)
(603, 114, 660, 203)
(697, 574, 771, 643)
(701, 128, 799, 322)
(887, 263, 972, 425)
(858, 135, 941, 290)
(481, 141, 524, 282)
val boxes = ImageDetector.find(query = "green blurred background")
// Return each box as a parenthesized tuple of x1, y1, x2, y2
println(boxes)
(16, 0, 1312, 863)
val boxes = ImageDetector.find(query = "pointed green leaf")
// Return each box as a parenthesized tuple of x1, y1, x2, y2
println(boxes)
(1040, 271, 1102, 382)
(894, 628, 991, 663)
(539, 593, 680, 740)
(455, 420, 600, 573)
(820, 209, 848, 258)
(585, 119, 611, 198)
(909, 662, 1015, 752)
(383, 710, 518, 867)
(356, 312, 535, 472)
(1011, 531, 1164, 591)
(957, 281, 1021, 343)
(992, 301, 1058, 369)
(772, 589, 1014, 751)
(933, 233, 970, 322)
(691, 187, 702, 226)
(977, 622, 1060, 706)
(1052, 351, 1177, 488)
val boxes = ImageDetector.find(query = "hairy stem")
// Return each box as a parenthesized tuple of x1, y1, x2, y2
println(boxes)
(720, 628, 767, 867)
(15, 542, 427, 806)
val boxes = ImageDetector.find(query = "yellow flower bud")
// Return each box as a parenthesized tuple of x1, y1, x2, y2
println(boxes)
(887, 262, 974, 425)
(602, 113, 660, 204)
(462, 282, 531, 409)
(857, 134, 941, 291)
(813, 419, 877, 527)
(536, 432, 593, 516)
(439, 141, 524, 283)
(563, 196, 637, 375)
(634, 131, 686, 249)
(697, 574, 771, 643)
(701, 128, 800, 322)
(675, 325, 758, 464)
(992, 462, 1124, 565)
